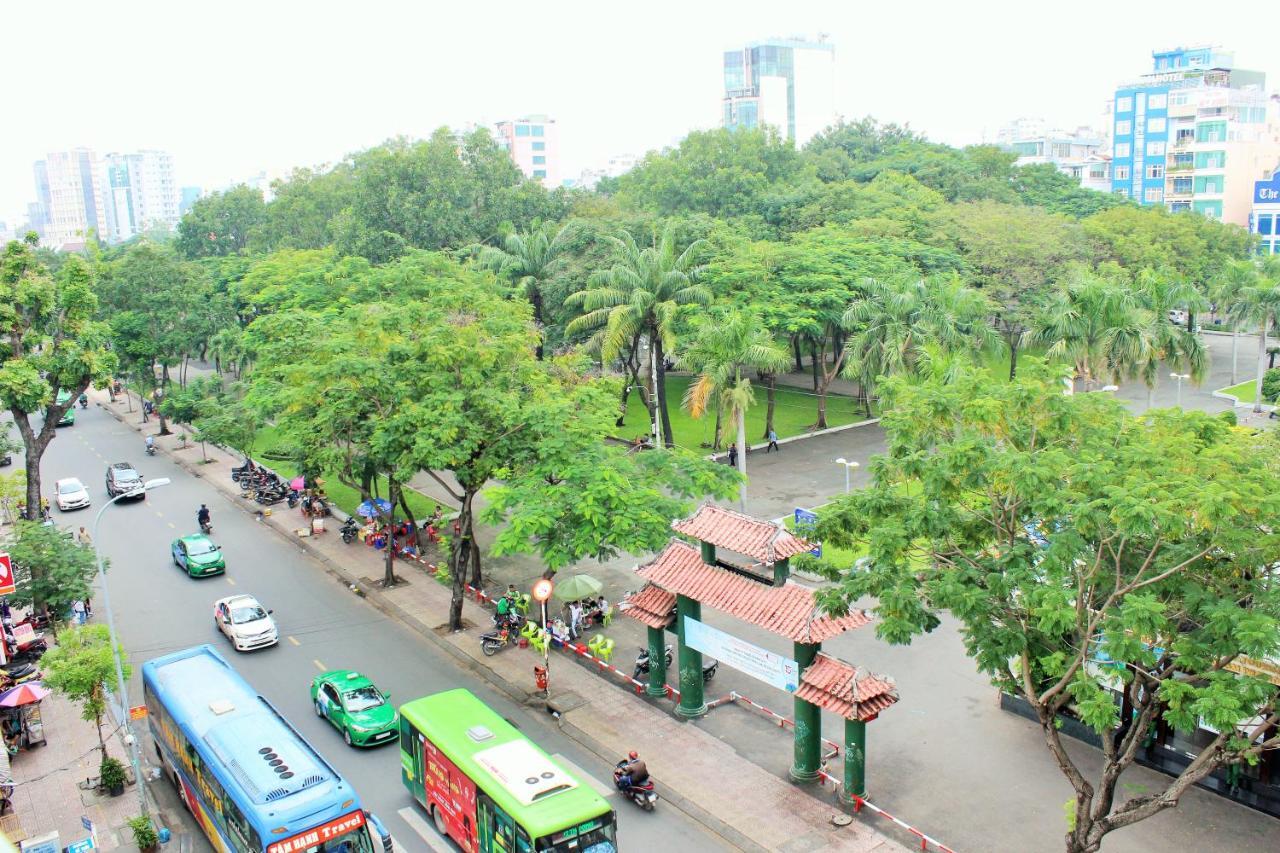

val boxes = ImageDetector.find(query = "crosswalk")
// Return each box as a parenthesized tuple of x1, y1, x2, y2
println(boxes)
(394, 753, 616, 851)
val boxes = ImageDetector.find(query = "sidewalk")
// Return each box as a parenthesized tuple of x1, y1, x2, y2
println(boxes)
(102, 390, 912, 853)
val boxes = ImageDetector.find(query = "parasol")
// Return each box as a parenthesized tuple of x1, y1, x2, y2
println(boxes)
(0, 682, 51, 707)
(552, 574, 604, 601)
(356, 498, 392, 518)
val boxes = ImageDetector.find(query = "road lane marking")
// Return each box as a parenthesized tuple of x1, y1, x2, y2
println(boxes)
(154, 510, 163, 518)
(313, 659, 326, 671)
(226, 578, 236, 586)
(167, 522, 175, 529)
(552, 753, 615, 798)
(397, 808, 453, 853)
(288, 636, 300, 646)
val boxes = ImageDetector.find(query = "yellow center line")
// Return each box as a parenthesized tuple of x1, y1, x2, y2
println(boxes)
(288, 636, 300, 646)
(313, 659, 326, 671)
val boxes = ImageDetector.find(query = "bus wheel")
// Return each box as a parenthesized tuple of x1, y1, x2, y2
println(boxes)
(432, 804, 448, 837)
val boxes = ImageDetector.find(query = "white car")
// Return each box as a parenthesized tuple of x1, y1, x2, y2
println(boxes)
(55, 477, 91, 511)
(213, 594, 279, 652)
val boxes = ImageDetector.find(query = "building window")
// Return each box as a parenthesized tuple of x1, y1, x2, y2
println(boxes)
(1114, 188, 1129, 197)
(1196, 121, 1227, 143)
(1115, 143, 1131, 158)
(1146, 142, 1166, 156)
(532, 156, 546, 165)
(1148, 165, 1164, 179)
(533, 169, 547, 178)
(1114, 166, 1130, 180)
(1145, 188, 1164, 203)
(1259, 214, 1274, 235)
(1115, 120, 1132, 135)
(1116, 96, 1133, 113)
(1194, 150, 1225, 169)
(1147, 117, 1166, 133)
(532, 126, 544, 137)
(1089, 167, 1107, 179)
(532, 142, 545, 151)
(515, 125, 530, 137)
(1148, 94, 1168, 109)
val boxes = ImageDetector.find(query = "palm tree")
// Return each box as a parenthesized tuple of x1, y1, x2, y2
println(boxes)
(1032, 270, 1140, 390)
(1227, 255, 1280, 413)
(565, 226, 711, 447)
(1130, 269, 1209, 408)
(1213, 260, 1256, 385)
(682, 311, 790, 509)
(475, 222, 576, 359)
(842, 274, 1001, 405)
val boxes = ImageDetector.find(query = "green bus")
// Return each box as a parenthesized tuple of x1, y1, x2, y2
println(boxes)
(399, 689, 617, 852)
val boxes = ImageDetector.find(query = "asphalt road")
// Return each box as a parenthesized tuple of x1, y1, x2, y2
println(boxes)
(42, 404, 733, 852)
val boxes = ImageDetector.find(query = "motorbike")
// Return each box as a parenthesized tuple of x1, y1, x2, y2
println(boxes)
(614, 761, 658, 811)
(199, 518, 213, 535)
(340, 517, 360, 544)
(145, 442, 156, 456)
(286, 490, 301, 509)
(0, 661, 41, 686)
(78, 396, 88, 409)
(633, 645, 717, 683)
(480, 615, 525, 656)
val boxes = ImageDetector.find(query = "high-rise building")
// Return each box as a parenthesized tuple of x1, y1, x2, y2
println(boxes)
(1249, 169, 1280, 254)
(722, 36, 837, 146)
(102, 150, 181, 241)
(1111, 46, 1280, 225)
(36, 149, 109, 248)
(493, 115, 560, 189)
(998, 118, 1111, 193)
(179, 186, 203, 216)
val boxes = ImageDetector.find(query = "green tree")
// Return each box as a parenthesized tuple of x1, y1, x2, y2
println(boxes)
(0, 242, 116, 518)
(1213, 258, 1256, 385)
(256, 165, 355, 251)
(814, 364, 1280, 853)
(1032, 268, 1145, 390)
(175, 186, 268, 258)
(192, 386, 260, 463)
(1226, 254, 1280, 413)
(681, 310, 789, 507)
(1011, 163, 1128, 218)
(1130, 268, 1208, 408)
(475, 222, 577, 359)
(7, 520, 99, 623)
(42, 625, 129, 761)
(566, 226, 712, 447)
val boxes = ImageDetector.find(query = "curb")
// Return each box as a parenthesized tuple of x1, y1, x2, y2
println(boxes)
(100, 399, 755, 852)
(707, 417, 881, 461)
(1211, 387, 1277, 412)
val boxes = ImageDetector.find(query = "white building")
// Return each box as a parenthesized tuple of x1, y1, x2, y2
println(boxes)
(997, 118, 1112, 193)
(493, 115, 560, 189)
(108, 150, 180, 237)
(722, 37, 837, 146)
(36, 149, 110, 249)
(573, 153, 638, 190)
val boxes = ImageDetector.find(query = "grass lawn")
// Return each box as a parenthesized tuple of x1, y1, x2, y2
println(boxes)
(1216, 379, 1257, 403)
(622, 375, 866, 450)
(251, 424, 445, 521)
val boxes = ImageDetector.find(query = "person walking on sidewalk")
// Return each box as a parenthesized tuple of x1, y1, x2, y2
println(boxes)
(766, 429, 779, 453)
(76, 526, 92, 547)
(727, 444, 738, 469)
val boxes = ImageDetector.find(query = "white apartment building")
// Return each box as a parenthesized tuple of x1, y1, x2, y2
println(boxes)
(493, 115, 560, 189)
(996, 118, 1111, 192)
(722, 37, 837, 146)
(36, 149, 109, 248)
(107, 150, 180, 237)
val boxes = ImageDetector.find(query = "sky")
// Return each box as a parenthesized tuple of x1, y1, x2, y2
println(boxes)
(3, 0, 1278, 226)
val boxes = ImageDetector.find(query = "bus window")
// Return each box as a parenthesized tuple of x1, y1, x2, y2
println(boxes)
(479, 794, 519, 852)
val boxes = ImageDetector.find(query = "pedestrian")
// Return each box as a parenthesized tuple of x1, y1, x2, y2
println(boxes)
(76, 527, 92, 547)
(568, 600, 583, 638)
(767, 428, 779, 453)
(727, 444, 738, 469)
(71, 599, 86, 626)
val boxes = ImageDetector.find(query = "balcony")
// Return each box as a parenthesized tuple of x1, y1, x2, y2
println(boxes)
(1166, 161, 1194, 173)
(1171, 136, 1197, 150)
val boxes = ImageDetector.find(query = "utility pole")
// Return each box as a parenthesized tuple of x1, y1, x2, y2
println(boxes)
(650, 336, 663, 450)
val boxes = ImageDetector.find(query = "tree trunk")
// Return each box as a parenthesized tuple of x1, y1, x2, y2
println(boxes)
(382, 478, 400, 587)
(810, 338, 820, 391)
(12, 409, 59, 522)
(1253, 316, 1270, 414)
(1186, 311, 1195, 336)
(531, 286, 545, 360)
(1008, 336, 1020, 381)
(447, 489, 478, 631)
(792, 336, 803, 373)
(654, 337, 674, 448)
(616, 339, 642, 428)
(711, 401, 723, 450)
(735, 405, 747, 512)
(1230, 325, 1239, 385)
(762, 373, 776, 439)
(816, 387, 829, 430)
(157, 364, 172, 435)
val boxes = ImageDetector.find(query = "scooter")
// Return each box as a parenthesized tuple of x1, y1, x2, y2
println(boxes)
(633, 645, 717, 683)
(200, 519, 213, 535)
(340, 516, 360, 544)
(145, 443, 156, 457)
(614, 761, 658, 811)
(78, 396, 88, 409)
(479, 618, 524, 656)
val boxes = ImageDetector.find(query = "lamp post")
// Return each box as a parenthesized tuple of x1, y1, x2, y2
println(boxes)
(835, 458, 860, 494)
(531, 578, 554, 695)
(1170, 372, 1190, 408)
(91, 477, 170, 819)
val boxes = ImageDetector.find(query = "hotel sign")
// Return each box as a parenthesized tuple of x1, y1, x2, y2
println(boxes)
(1254, 172, 1280, 205)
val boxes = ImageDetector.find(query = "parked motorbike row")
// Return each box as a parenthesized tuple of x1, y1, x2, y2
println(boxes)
(232, 464, 290, 506)
(633, 644, 718, 684)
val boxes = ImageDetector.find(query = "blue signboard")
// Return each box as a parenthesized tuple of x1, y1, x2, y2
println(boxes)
(1254, 172, 1280, 205)
(793, 508, 822, 558)
(67, 838, 95, 853)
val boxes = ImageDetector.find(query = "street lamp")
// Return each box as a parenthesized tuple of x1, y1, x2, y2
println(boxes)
(91, 477, 170, 819)
(531, 578, 554, 696)
(834, 458, 860, 494)
(1170, 372, 1190, 408)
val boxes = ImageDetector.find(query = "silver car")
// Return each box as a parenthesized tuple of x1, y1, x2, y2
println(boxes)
(55, 477, 91, 511)
(213, 594, 279, 651)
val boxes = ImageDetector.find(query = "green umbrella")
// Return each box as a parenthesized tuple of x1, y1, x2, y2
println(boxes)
(552, 574, 604, 601)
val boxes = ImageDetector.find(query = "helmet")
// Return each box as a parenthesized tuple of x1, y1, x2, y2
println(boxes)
(628, 751, 638, 760)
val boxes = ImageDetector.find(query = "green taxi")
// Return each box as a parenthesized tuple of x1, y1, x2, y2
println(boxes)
(56, 390, 75, 427)
(310, 670, 398, 747)
(170, 533, 226, 577)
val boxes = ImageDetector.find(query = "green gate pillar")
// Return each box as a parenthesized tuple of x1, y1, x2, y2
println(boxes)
(645, 625, 668, 698)
(700, 541, 716, 565)
(840, 718, 868, 804)
(773, 557, 791, 586)
(789, 641, 821, 783)
(674, 595, 706, 719)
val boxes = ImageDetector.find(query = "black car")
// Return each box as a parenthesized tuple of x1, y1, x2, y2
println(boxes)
(105, 462, 145, 499)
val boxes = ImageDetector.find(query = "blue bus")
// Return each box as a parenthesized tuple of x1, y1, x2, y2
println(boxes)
(142, 645, 381, 853)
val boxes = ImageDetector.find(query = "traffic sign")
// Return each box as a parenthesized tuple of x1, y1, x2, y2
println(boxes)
(67, 837, 95, 852)
(129, 705, 148, 720)
(793, 509, 822, 558)
(0, 552, 13, 596)
(531, 578, 554, 603)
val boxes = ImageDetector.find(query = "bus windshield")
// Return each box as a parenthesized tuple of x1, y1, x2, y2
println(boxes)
(537, 815, 617, 853)
(272, 824, 374, 853)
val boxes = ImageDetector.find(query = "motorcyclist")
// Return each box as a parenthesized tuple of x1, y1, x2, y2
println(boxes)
(78, 392, 88, 408)
(145, 435, 156, 454)
(494, 585, 520, 629)
(197, 504, 211, 531)
(614, 751, 648, 790)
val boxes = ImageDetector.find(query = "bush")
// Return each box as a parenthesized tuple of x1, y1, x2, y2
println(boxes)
(1217, 409, 1238, 426)
(100, 756, 127, 790)
(1261, 368, 1280, 404)
(127, 815, 158, 849)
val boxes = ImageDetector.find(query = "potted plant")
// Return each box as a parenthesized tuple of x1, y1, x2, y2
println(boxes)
(177, 431, 188, 449)
(127, 815, 159, 852)
(100, 756, 127, 796)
